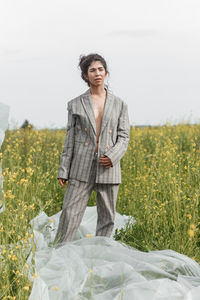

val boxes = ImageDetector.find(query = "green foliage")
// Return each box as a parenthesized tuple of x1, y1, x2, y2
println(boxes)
(0, 122, 200, 298)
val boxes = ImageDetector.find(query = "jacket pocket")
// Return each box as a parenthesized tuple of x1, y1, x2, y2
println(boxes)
(74, 124, 87, 142)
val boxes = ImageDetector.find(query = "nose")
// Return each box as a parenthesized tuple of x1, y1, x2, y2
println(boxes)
(95, 69, 100, 75)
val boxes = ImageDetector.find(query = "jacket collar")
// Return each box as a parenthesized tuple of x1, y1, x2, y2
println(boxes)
(80, 86, 114, 136)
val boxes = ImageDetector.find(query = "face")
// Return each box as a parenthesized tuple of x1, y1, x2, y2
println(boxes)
(84, 60, 107, 87)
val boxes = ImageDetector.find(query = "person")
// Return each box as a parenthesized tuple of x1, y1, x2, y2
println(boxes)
(54, 53, 130, 247)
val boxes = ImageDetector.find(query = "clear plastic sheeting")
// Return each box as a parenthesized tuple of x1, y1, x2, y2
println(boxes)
(28, 206, 200, 300)
(0, 103, 9, 213)
(0, 103, 9, 146)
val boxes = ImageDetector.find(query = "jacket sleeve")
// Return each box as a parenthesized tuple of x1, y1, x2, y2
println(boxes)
(104, 101, 130, 167)
(57, 102, 75, 180)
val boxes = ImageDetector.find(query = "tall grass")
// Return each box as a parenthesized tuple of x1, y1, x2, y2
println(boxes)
(0, 123, 199, 298)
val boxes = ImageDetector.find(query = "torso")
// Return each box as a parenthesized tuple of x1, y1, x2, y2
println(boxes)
(90, 91, 107, 152)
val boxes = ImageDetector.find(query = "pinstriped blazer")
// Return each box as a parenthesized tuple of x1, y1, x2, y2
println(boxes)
(57, 87, 130, 184)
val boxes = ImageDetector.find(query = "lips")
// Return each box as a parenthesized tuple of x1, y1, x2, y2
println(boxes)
(95, 78, 101, 81)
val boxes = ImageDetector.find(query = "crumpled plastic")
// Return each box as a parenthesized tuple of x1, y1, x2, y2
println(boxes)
(0, 102, 9, 213)
(27, 206, 200, 300)
(1, 104, 200, 299)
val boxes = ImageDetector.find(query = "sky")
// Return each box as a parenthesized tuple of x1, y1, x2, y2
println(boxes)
(0, 0, 200, 129)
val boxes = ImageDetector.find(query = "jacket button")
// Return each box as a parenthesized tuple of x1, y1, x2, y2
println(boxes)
(85, 142, 88, 146)
(109, 130, 112, 133)
(85, 127, 88, 131)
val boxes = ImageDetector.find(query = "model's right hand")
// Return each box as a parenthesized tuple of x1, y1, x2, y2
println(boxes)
(58, 178, 67, 187)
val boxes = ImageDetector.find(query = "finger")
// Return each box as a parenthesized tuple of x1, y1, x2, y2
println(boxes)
(59, 179, 65, 186)
(99, 157, 110, 163)
(99, 161, 110, 165)
(99, 160, 110, 164)
(102, 162, 111, 166)
(99, 155, 108, 160)
(99, 157, 107, 161)
(100, 162, 112, 167)
(59, 180, 64, 186)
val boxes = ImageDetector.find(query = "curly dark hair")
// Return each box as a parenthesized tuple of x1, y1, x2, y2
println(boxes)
(78, 53, 109, 86)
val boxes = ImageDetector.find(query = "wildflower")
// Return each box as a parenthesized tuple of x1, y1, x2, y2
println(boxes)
(20, 178, 28, 184)
(23, 286, 30, 291)
(51, 286, 59, 291)
(86, 234, 94, 238)
(190, 224, 196, 230)
(32, 272, 40, 279)
(4, 190, 15, 200)
(187, 214, 192, 220)
(188, 229, 195, 238)
(30, 203, 35, 210)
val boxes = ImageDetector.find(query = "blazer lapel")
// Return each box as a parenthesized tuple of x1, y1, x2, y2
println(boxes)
(81, 89, 96, 136)
(80, 87, 115, 137)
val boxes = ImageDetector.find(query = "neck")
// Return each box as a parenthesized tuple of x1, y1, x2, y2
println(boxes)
(89, 83, 106, 96)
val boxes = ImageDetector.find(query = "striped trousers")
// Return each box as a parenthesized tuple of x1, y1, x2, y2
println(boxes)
(54, 151, 120, 247)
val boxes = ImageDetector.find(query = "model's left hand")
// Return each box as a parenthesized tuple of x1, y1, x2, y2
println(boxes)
(99, 155, 113, 168)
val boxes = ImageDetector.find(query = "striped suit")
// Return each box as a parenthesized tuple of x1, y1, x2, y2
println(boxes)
(54, 87, 130, 246)
(57, 87, 130, 184)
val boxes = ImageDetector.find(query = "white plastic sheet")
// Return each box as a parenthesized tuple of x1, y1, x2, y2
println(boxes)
(27, 206, 200, 300)
(0, 103, 9, 213)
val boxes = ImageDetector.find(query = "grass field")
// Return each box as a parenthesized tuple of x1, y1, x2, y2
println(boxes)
(0, 123, 200, 299)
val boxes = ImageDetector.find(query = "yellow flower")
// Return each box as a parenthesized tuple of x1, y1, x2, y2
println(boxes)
(188, 229, 195, 238)
(20, 178, 28, 184)
(89, 268, 93, 274)
(11, 255, 17, 261)
(51, 286, 59, 291)
(23, 286, 30, 291)
(190, 224, 196, 230)
(15, 270, 21, 276)
(30, 203, 35, 210)
(86, 234, 94, 238)
(187, 214, 192, 220)
(4, 190, 15, 200)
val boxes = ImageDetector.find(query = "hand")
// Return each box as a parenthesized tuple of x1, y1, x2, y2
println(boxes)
(99, 155, 112, 168)
(58, 178, 67, 187)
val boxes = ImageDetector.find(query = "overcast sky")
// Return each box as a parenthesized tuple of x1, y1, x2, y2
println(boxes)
(0, 0, 200, 129)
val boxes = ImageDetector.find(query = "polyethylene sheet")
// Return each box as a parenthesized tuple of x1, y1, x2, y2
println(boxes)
(0, 103, 9, 213)
(27, 206, 200, 300)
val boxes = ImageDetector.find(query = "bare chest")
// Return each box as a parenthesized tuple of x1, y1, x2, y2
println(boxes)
(92, 99, 106, 121)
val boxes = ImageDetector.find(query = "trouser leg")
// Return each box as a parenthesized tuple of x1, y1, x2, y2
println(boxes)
(95, 183, 120, 237)
(54, 179, 93, 246)
(54, 152, 97, 247)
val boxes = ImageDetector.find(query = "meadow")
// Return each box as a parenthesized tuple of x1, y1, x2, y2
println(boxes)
(0, 123, 200, 299)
